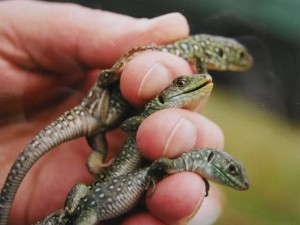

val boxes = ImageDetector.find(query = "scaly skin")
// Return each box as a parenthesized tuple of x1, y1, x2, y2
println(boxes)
(91, 73, 213, 185)
(0, 81, 131, 225)
(0, 34, 252, 224)
(35, 73, 213, 224)
(0, 45, 157, 225)
(37, 148, 249, 225)
(160, 34, 253, 73)
(151, 148, 249, 191)
(98, 34, 253, 85)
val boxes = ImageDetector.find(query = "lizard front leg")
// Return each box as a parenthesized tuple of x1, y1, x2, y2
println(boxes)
(34, 209, 69, 225)
(98, 44, 160, 87)
(85, 84, 136, 176)
(33, 184, 90, 225)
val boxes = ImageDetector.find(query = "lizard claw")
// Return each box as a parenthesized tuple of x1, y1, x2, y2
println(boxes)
(202, 178, 210, 197)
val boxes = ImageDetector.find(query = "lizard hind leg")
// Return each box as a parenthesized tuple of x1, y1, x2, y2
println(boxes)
(34, 209, 69, 225)
(86, 133, 112, 176)
(86, 151, 114, 176)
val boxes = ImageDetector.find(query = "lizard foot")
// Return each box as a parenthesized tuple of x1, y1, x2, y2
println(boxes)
(86, 151, 114, 176)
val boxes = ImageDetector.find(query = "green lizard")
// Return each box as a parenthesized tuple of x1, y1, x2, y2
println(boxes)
(99, 34, 253, 86)
(86, 73, 213, 185)
(36, 148, 249, 225)
(0, 34, 252, 225)
(160, 34, 253, 73)
(35, 73, 213, 224)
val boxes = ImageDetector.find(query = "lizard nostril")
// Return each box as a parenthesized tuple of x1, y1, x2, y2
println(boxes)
(158, 95, 165, 104)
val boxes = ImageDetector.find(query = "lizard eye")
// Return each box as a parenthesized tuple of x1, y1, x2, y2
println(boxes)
(175, 78, 187, 87)
(227, 164, 239, 175)
(207, 152, 214, 162)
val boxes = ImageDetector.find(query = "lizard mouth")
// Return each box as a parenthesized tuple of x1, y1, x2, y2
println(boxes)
(160, 76, 213, 104)
(187, 78, 213, 94)
(217, 168, 249, 191)
(199, 79, 213, 89)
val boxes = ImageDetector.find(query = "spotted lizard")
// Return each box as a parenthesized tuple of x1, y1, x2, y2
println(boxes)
(35, 73, 213, 224)
(99, 34, 253, 86)
(160, 34, 253, 73)
(0, 34, 252, 225)
(36, 148, 249, 225)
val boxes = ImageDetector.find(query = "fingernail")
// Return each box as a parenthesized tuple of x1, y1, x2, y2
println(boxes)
(138, 63, 171, 100)
(163, 118, 197, 156)
(145, 13, 188, 31)
(139, 13, 184, 26)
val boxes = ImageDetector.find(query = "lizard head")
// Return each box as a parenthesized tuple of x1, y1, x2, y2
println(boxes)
(195, 148, 249, 191)
(152, 74, 213, 111)
(199, 35, 253, 72)
(126, 74, 213, 130)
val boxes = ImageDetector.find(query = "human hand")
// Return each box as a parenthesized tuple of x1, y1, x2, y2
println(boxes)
(0, 1, 224, 224)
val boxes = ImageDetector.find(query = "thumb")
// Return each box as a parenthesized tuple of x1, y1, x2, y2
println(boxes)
(0, 1, 189, 115)
(0, 1, 189, 72)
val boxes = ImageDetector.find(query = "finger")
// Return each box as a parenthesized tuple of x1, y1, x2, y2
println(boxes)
(136, 108, 224, 160)
(120, 51, 193, 107)
(0, 1, 189, 115)
(146, 172, 205, 225)
(0, 1, 189, 72)
(121, 213, 165, 225)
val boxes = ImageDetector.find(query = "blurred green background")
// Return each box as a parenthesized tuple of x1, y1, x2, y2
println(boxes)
(51, 0, 300, 224)
(204, 89, 300, 225)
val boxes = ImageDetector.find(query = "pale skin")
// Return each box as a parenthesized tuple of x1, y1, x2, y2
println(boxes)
(0, 1, 224, 225)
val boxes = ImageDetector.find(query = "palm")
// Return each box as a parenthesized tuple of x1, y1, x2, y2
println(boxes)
(0, 69, 95, 223)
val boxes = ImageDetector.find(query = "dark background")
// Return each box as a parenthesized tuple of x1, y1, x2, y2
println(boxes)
(49, 0, 300, 124)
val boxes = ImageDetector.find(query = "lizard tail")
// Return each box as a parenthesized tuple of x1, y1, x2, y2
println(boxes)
(0, 105, 90, 225)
